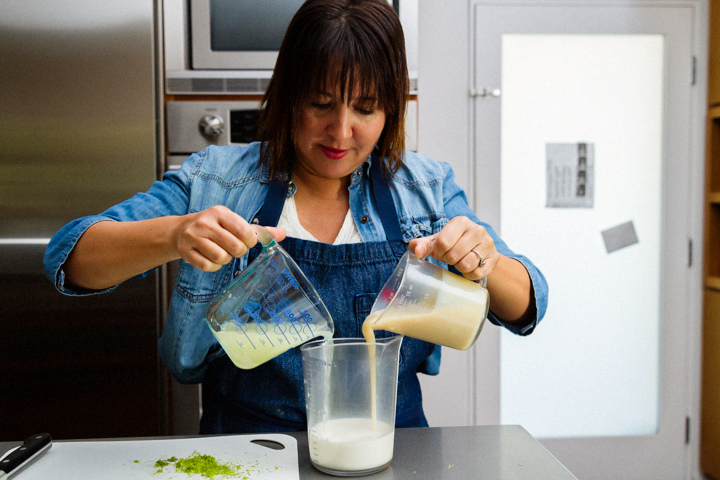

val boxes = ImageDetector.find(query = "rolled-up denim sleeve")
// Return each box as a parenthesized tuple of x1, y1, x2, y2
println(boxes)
(440, 161, 548, 335)
(43, 152, 199, 296)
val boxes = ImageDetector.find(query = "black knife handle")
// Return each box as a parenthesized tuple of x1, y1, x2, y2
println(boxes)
(0, 433, 52, 476)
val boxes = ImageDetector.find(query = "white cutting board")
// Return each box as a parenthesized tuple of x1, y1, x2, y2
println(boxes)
(4, 434, 299, 480)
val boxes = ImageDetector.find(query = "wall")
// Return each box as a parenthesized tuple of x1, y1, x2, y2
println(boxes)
(416, 1, 476, 427)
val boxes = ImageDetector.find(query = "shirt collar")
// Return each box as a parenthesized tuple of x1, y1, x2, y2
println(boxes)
(350, 153, 374, 187)
(259, 159, 291, 184)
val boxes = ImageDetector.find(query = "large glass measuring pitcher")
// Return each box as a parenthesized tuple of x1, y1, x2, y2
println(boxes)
(204, 227, 334, 369)
(301, 336, 403, 476)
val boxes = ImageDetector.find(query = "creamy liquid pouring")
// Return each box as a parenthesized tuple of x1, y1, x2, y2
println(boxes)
(361, 321, 379, 426)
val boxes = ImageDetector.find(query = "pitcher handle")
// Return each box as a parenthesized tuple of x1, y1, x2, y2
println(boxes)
(253, 225, 276, 249)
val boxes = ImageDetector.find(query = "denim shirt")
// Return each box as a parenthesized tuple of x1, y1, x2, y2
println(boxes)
(44, 142, 548, 383)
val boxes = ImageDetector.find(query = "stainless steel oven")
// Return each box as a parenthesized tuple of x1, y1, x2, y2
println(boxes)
(166, 100, 262, 170)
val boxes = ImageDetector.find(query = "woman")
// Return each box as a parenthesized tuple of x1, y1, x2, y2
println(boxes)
(44, 0, 547, 433)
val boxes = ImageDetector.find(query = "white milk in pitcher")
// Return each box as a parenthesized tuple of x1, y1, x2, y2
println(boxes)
(215, 320, 332, 369)
(309, 418, 394, 472)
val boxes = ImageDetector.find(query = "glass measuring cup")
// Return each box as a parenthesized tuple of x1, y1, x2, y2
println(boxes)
(204, 227, 334, 369)
(301, 336, 403, 476)
(363, 251, 489, 351)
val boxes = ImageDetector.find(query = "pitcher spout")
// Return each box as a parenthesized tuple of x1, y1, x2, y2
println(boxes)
(376, 335, 404, 361)
(379, 334, 404, 348)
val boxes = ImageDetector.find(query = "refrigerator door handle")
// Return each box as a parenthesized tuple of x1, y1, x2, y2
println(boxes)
(0, 239, 51, 245)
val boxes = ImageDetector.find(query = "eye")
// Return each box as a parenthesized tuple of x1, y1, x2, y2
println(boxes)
(311, 102, 331, 110)
(355, 103, 378, 115)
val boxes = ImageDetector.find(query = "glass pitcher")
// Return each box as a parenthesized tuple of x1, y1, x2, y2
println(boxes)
(204, 227, 334, 369)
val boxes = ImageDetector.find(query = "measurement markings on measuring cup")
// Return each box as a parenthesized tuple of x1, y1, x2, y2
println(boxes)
(309, 426, 322, 462)
(230, 312, 256, 349)
(268, 304, 292, 346)
(298, 308, 316, 339)
(281, 304, 306, 340)
(254, 321, 275, 348)
(271, 268, 307, 341)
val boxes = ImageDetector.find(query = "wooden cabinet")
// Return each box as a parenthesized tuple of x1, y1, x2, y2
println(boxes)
(710, 0, 720, 106)
(702, 2, 720, 477)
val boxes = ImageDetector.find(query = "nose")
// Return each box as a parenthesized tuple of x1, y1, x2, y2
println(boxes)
(327, 104, 352, 140)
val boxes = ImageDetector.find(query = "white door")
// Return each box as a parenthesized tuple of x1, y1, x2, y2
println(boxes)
(471, 2, 701, 479)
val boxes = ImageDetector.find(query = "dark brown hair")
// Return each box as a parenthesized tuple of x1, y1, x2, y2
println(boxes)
(257, 0, 409, 179)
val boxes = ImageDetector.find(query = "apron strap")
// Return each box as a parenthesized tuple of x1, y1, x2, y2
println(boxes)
(370, 153, 406, 257)
(256, 177, 290, 227)
(257, 154, 406, 258)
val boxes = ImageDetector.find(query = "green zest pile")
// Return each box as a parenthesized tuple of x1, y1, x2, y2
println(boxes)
(153, 451, 254, 478)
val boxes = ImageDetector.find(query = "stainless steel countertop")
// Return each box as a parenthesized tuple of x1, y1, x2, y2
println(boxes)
(0, 425, 578, 479)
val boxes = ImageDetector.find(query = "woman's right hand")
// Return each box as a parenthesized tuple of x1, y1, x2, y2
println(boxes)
(173, 205, 286, 272)
(64, 206, 286, 290)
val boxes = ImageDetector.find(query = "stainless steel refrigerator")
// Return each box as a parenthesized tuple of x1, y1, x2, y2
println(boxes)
(0, 1, 166, 439)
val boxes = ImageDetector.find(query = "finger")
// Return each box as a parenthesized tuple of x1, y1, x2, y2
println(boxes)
(470, 248, 486, 267)
(434, 218, 494, 271)
(462, 249, 499, 282)
(177, 215, 246, 262)
(452, 247, 483, 275)
(430, 217, 479, 260)
(408, 234, 438, 259)
(183, 245, 227, 272)
(435, 228, 480, 268)
(215, 211, 260, 255)
(265, 226, 287, 243)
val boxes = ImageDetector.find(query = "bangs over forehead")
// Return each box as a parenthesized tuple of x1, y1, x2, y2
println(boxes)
(292, 2, 402, 114)
(305, 51, 383, 108)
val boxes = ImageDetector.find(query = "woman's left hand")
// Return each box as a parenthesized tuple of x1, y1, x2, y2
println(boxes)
(408, 216, 496, 282)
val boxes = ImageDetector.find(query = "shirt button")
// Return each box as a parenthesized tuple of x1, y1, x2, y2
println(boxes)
(252, 218, 259, 224)
(361, 215, 369, 223)
(234, 270, 240, 277)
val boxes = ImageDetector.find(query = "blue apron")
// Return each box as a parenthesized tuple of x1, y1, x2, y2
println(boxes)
(199, 157, 434, 434)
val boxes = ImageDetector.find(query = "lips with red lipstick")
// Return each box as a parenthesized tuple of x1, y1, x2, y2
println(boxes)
(320, 145, 349, 160)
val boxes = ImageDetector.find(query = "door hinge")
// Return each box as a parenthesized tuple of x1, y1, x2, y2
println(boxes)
(688, 239, 693, 268)
(692, 56, 697, 86)
(686, 416, 691, 444)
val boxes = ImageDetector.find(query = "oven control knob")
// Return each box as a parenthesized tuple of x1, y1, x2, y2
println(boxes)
(199, 114, 225, 138)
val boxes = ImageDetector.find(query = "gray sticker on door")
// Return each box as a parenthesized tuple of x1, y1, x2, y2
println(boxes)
(601, 221, 639, 253)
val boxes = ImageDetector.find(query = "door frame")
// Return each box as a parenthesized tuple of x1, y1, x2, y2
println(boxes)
(468, 1, 707, 478)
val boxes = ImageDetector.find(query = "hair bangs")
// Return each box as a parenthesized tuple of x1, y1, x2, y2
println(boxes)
(303, 29, 387, 112)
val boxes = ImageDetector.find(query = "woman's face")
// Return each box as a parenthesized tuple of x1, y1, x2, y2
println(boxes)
(294, 82, 386, 181)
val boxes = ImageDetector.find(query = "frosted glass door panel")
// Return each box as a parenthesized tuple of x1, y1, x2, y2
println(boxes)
(499, 35, 665, 438)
